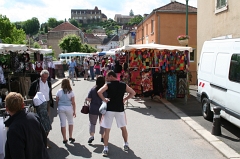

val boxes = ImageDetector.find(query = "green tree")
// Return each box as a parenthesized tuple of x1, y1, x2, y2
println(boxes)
(22, 17, 40, 36)
(69, 19, 81, 28)
(86, 29, 92, 33)
(127, 15, 143, 25)
(44, 25, 48, 33)
(129, 9, 134, 16)
(48, 18, 58, 28)
(0, 14, 26, 44)
(33, 42, 41, 48)
(59, 34, 82, 52)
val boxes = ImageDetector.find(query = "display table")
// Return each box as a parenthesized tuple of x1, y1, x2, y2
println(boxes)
(55, 64, 65, 78)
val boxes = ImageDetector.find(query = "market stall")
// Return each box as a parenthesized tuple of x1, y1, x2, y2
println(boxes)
(0, 44, 54, 100)
(116, 44, 192, 101)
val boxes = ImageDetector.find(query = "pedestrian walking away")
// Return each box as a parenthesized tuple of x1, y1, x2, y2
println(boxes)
(97, 70, 136, 157)
(56, 78, 76, 144)
(4, 92, 50, 159)
(67, 58, 77, 86)
(89, 57, 95, 80)
(83, 58, 89, 80)
(86, 76, 107, 144)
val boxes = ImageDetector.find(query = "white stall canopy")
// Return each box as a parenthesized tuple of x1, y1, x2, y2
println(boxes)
(0, 44, 28, 53)
(117, 44, 193, 52)
(29, 48, 53, 54)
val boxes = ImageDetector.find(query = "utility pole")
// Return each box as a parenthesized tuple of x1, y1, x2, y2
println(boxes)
(186, 0, 189, 36)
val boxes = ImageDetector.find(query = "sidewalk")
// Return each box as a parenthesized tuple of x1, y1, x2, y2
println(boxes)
(158, 85, 240, 159)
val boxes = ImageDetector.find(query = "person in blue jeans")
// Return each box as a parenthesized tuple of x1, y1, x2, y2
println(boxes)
(89, 58, 95, 80)
(68, 58, 76, 86)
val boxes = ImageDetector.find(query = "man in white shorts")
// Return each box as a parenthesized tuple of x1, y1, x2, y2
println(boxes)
(97, 71, 136, 157)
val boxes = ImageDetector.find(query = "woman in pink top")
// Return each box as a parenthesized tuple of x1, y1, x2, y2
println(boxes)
(94, 62, 101, 78)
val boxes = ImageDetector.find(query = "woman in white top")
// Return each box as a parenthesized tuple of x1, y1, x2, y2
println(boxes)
(56, 78, 76, 144)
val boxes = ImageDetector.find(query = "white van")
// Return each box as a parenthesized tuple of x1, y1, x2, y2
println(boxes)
(59, 52, 92, 63)
(197, 38, 240, 127)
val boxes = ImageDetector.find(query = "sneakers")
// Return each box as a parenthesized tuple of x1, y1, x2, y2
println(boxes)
(102, 149, 108, 157)
(123, 145, 129, 151)
(88, 137, 94, 143)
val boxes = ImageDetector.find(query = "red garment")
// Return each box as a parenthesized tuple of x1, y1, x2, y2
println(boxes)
(101, 60, 106, 67)
(35, 62, 43, 73)
(141, 71, 153, 93)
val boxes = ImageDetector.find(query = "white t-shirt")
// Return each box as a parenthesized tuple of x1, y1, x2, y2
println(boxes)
(89, 59, 95, 66)
(39, 80, 50, 101)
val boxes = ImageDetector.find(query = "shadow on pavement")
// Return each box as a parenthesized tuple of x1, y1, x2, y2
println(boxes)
(47, 140, 69, 159)
(126, 98, 179, 120)
(65, 142, 92, 158)
(89, 143, 141, 159)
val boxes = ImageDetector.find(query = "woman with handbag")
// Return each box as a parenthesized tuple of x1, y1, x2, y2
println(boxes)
(56, 78, 76, 144)
(86, 75, 107, 143)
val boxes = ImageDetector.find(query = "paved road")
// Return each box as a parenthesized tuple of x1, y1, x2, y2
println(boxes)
(47, 78, 226, 159)
(171, 88, 240, 154)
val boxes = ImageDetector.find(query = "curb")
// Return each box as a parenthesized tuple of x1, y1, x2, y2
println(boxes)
(160, 98, 240, 159)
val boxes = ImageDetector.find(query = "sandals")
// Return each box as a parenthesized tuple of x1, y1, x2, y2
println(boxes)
(69, 138, 75, 143)
(63, 140, 68, 144)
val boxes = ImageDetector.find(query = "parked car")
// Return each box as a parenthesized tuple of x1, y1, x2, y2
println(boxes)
(197, 38, 240, 127)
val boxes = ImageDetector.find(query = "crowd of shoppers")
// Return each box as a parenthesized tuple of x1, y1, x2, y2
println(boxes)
(3, 54, 135, 158)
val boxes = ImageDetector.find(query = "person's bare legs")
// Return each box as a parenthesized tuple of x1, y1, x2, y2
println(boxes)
(69, 125, 73, 139)
(103, 128, 110, 146)
(61, 127, 67, 141)
(121, 126, 128, 143)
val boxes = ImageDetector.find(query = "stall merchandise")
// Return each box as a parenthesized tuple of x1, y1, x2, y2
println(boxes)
(116, 44, 192, 101)
(0, 44, 53, 100)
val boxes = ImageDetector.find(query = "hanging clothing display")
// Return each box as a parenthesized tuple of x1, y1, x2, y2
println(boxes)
(141, 70, 153, 93)
(130, 70, 142, 95)
(35, 62, 43, 73)
(166, 74, 177, 99)
(152, 72, 163, 96)
(0, 66, 6, 85)
(177, 71, 187, 98)
(19, 77, 31, 99)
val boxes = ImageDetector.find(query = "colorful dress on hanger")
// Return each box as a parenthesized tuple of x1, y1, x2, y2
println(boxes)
(141, 71, 153, 93)
(166, 74, 177, 99)
(130, 70, 142, 95)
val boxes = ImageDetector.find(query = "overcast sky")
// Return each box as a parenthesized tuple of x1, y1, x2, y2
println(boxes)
(0, 0, 197, 24)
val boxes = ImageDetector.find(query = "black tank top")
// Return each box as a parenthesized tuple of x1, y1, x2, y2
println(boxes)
(107, 81, 126, 112)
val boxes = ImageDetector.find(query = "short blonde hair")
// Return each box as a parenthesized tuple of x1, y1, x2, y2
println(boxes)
(5, 92, 24, 113)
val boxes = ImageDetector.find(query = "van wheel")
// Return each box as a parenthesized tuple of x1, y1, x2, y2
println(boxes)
(202, 97, 213, 120)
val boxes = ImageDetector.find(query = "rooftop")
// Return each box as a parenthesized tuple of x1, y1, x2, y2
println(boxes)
(50, 22, 80, 32)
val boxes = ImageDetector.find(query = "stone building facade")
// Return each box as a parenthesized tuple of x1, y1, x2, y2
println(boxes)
(47, 22, 82, 58)
(71, 6, 107, 24)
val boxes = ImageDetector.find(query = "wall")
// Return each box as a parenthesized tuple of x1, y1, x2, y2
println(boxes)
(197, 0, 240, 66)
(47, 31, 80, 58)
(136, 11, 197, 84)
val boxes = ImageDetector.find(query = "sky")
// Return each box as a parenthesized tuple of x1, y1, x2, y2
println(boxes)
(0, 0, 197, 24)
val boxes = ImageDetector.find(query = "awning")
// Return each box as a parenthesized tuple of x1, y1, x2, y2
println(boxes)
(29, 48, 53, 54)
(117, 44, 193, 52)
(0, 44, 28, 52)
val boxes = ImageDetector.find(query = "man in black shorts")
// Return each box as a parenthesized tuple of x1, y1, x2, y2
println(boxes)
(97, 70, 136, 156)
